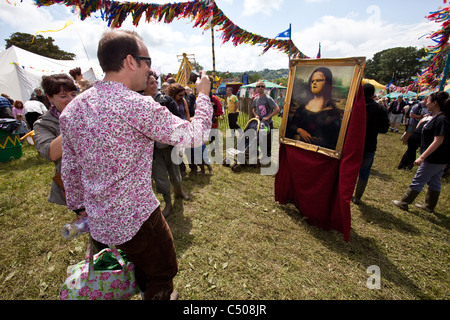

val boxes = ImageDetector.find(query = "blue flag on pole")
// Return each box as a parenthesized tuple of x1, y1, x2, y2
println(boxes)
(386, 79, 394, 90)
(276, 26, 291, 38)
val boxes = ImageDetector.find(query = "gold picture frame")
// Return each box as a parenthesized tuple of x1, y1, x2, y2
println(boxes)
(279, 57, 366, 159)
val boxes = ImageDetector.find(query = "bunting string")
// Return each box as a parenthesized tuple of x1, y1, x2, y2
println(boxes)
(415, 3, 450, 90)
(33, 0, 309, 59)
(380, 2, 450, 95)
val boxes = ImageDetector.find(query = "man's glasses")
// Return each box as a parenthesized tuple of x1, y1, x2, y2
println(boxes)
(256, 85, 265, 88)
(133, 55, 152, 68)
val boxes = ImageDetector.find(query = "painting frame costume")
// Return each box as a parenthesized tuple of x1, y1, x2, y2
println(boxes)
(280, 57, 366, 159)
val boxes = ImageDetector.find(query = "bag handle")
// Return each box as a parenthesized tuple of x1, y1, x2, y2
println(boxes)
(85, 237, 129, 281)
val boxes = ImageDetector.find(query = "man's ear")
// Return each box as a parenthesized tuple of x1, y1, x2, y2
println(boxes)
(124, 54, 138, 71)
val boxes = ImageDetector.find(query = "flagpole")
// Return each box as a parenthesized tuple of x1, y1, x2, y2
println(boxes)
(288, 23, 291, 67)
(211, 26, 216, 93)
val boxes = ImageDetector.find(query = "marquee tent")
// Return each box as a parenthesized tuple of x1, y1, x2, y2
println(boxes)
(0, 45, 102, 102)
(239, 80, 287, 99)
(362, 78, 386, 90)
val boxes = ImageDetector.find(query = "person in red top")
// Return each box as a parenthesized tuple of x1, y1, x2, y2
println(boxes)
(197, 89, 223, 174)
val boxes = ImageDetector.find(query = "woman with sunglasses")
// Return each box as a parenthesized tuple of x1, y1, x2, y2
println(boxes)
(251, 80, 280, 162)
(286, 67, 341, 150)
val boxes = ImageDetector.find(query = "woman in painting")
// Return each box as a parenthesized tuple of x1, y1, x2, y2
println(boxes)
(286, 67, 342, 150)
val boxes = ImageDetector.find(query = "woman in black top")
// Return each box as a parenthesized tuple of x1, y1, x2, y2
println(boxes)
(393, 91, 450, 213)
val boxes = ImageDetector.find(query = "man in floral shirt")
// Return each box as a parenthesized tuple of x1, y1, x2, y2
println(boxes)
(59, 29, 213, 300)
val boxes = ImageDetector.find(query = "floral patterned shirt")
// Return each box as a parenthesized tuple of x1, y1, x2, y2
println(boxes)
(60, 81, 212, 245)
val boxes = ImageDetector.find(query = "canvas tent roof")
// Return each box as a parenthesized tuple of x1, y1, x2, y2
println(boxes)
(362, 78, 386, 90)
(0, 45, 102, 103)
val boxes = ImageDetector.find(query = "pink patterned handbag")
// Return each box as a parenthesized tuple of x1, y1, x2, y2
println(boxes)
(60, 240, 139, 300)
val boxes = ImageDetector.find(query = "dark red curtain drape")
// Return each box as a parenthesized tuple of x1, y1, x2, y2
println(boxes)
(275, 86, 366, 242)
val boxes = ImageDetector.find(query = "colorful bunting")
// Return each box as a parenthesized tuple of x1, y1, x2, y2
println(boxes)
(33, 0, 309, 59)
(416, 3, 450, 89)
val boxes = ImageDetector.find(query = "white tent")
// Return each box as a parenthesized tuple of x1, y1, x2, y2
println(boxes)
(0, 45, 102, 102)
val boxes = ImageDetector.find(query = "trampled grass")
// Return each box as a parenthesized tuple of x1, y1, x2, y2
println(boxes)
(0, 123, 448, 300)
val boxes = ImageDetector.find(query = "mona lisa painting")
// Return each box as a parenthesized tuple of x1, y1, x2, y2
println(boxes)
(280, 57, 365, 159)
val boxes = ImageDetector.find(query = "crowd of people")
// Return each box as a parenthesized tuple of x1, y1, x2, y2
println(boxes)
(353, 87, 450, 215)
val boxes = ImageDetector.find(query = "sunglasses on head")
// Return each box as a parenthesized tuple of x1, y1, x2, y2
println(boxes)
(256, 85, 265, 88)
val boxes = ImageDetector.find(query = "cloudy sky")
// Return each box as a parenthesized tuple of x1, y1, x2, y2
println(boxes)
(0, 0, 446, 76)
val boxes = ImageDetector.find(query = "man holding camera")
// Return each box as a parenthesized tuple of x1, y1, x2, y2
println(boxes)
(59, 29, 213, 300)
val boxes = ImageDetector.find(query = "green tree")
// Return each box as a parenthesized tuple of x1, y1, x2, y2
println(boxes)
(364, 47, 426, 87)
(273, 77, 288, 87)
(5, 32, 75, 60)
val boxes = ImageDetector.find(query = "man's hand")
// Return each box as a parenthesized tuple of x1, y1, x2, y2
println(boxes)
(75, 210, 87, 221)
(196, 71, 211, 96)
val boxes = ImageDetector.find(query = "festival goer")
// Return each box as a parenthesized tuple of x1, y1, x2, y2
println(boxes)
(69, 67, 92, 92)
(398, 96, 432, 170)
(23, 96, 48, 130)
(226, 86, 241, 131)
(33, 88, 51, 108)
(352, 83, 390, 204)
(409, 97, 428, 131)
(393, 91, 450, 213)
(168, 83, 192, 176)
(1, 93, 14, 105)
(59, 29, 213, 300)
(0, 95, 13, 118)
(198, 81, 223, 175)
(12, 100, 25, 119)
(286, 68, 341, 150)
(168, 83, 190, 121)
(277, 90, 285, 117)
(144, 72, 184, 218)
(161, 82, 170, 95)
(14, 114, 29, 138)
(34, 74, 78, 207)
(166, 77, 177, 85)
(185, 86, 196, 118)
(388, 95, 406, 133)
(251, 80, 280, 162)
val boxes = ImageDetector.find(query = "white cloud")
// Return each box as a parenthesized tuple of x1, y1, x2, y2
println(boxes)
(242, 0, 284, 17)
(292, 13, 437, 59)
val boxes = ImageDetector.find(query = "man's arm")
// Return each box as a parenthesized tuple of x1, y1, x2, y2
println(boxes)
(235, 96, 240, 112)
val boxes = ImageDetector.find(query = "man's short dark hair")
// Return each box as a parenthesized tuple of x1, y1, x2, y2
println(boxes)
(363, 83, 375, 99)
(97, 29, 143, 73)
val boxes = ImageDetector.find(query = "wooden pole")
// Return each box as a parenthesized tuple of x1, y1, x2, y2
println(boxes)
(288, 23, 291, 67)
(211, 26, 216, 93)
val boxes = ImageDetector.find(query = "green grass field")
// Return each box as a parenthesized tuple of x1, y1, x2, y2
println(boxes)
(0, 120, 448, 300)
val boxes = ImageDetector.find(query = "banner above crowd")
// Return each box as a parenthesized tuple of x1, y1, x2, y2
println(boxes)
(34, 0, 309, 59)
(418, 4, 450, 89)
